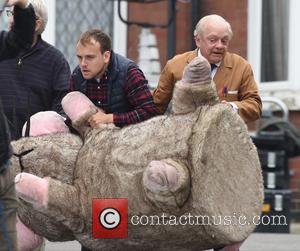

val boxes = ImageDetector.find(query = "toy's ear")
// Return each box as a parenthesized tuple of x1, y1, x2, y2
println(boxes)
(22, 111, 69, 137)
(171, 56, 219, 114)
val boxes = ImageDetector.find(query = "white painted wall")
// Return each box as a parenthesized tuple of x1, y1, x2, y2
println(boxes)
(41, 0, 55, 45)
(113, 0, 127, 57)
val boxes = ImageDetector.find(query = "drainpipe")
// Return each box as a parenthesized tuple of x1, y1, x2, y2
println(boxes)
(167, 0, 176, 59)
(191, 0, 200, 50)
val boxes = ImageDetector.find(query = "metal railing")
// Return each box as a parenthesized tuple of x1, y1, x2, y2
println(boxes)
(55, 0, 114, 70)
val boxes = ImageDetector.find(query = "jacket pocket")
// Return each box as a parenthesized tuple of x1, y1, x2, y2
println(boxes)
(225, 90, 238, 102)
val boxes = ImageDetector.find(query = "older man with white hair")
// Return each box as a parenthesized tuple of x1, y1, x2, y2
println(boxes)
(0, 2, 36, 250)
(0, 0, 70, 140)
(153, 14, 262, 251)
(153, 14, 262, 124)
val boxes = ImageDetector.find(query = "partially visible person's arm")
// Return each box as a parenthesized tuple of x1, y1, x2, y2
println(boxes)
(152, 61, 176, 114)
(0, 0, 35, 60)
(0, 106, 11, 171)
(51, 55, 71, 115)
(88, 65, 159, 128)
(112, 65, 159, 127)
(232, 63, 262, 123)
(6, 0, 29, 8)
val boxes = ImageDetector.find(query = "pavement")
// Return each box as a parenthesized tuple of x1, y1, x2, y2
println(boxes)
(241, 233, 300, 251)
(45, 223, 300, 251)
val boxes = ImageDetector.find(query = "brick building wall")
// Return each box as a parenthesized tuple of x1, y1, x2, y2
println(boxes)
(127, 0, 247, 66)
(197, 0, 248, 59)
(127, 1, 192, 67)
(127, 0, 300, 220)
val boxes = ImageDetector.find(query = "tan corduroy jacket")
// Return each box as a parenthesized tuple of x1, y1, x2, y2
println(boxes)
(153, 49, 262, 123)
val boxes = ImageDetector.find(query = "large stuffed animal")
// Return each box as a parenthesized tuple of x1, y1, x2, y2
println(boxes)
(11, 56, 263, 250)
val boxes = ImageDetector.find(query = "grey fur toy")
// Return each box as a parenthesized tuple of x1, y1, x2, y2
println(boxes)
(12, 56, 263, 251)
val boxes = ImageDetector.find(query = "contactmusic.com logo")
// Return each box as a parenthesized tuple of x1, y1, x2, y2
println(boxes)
(92, 198, 128, 238)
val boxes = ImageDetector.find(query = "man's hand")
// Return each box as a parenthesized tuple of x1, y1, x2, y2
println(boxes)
(221, 100, 239, 113)
(221, 100, 229, 104)
(88, 112, 114, 128)
(6, 0, 29, 8)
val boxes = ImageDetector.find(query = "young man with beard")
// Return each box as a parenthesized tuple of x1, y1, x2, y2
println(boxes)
(70, 29, 158, 129)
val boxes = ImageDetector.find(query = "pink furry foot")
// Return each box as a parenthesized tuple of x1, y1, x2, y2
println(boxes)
(144, 160, 179, 189)
(16, 216, 43, 251)
(62, 91, 101, 121)
(143, 159, 190, 209)
(15, 173, 49, 209)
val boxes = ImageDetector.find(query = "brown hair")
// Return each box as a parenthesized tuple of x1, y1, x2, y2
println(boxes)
(77, 29, 112, 53)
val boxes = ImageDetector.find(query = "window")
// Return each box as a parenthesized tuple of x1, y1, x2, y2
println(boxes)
(260, 0, 289, 82)
(248, 0, 300, 108)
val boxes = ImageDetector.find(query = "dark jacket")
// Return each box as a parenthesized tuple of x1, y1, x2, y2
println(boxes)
(0, 37, 70, 140)
(71, 51, 135, 113)
(0, 104, 11, 173)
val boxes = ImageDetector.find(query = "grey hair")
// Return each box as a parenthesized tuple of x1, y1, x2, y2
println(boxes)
(29, 0, 48, 34)
(194, 14, 233, 39)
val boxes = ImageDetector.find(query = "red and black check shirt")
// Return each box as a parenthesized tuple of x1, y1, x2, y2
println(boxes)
(69, 65, 158, 127)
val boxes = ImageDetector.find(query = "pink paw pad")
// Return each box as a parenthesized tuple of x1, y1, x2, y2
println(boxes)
(15, 173, 49, 209)
(62, 91, 98, 121)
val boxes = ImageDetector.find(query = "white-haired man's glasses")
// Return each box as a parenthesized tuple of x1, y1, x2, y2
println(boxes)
(6, 9, 13, 17)
(6, 9, 39, 20)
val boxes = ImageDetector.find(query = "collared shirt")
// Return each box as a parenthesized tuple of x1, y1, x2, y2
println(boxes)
(69, 65, 158, 127)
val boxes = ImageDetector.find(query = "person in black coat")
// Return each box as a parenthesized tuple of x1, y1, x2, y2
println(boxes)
(0, 1, 35, 250)
(0, 0, 71, 140)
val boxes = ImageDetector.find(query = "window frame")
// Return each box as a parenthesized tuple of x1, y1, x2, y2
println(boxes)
(43, 0, 56, 45)
(113, 0, 128, 57)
